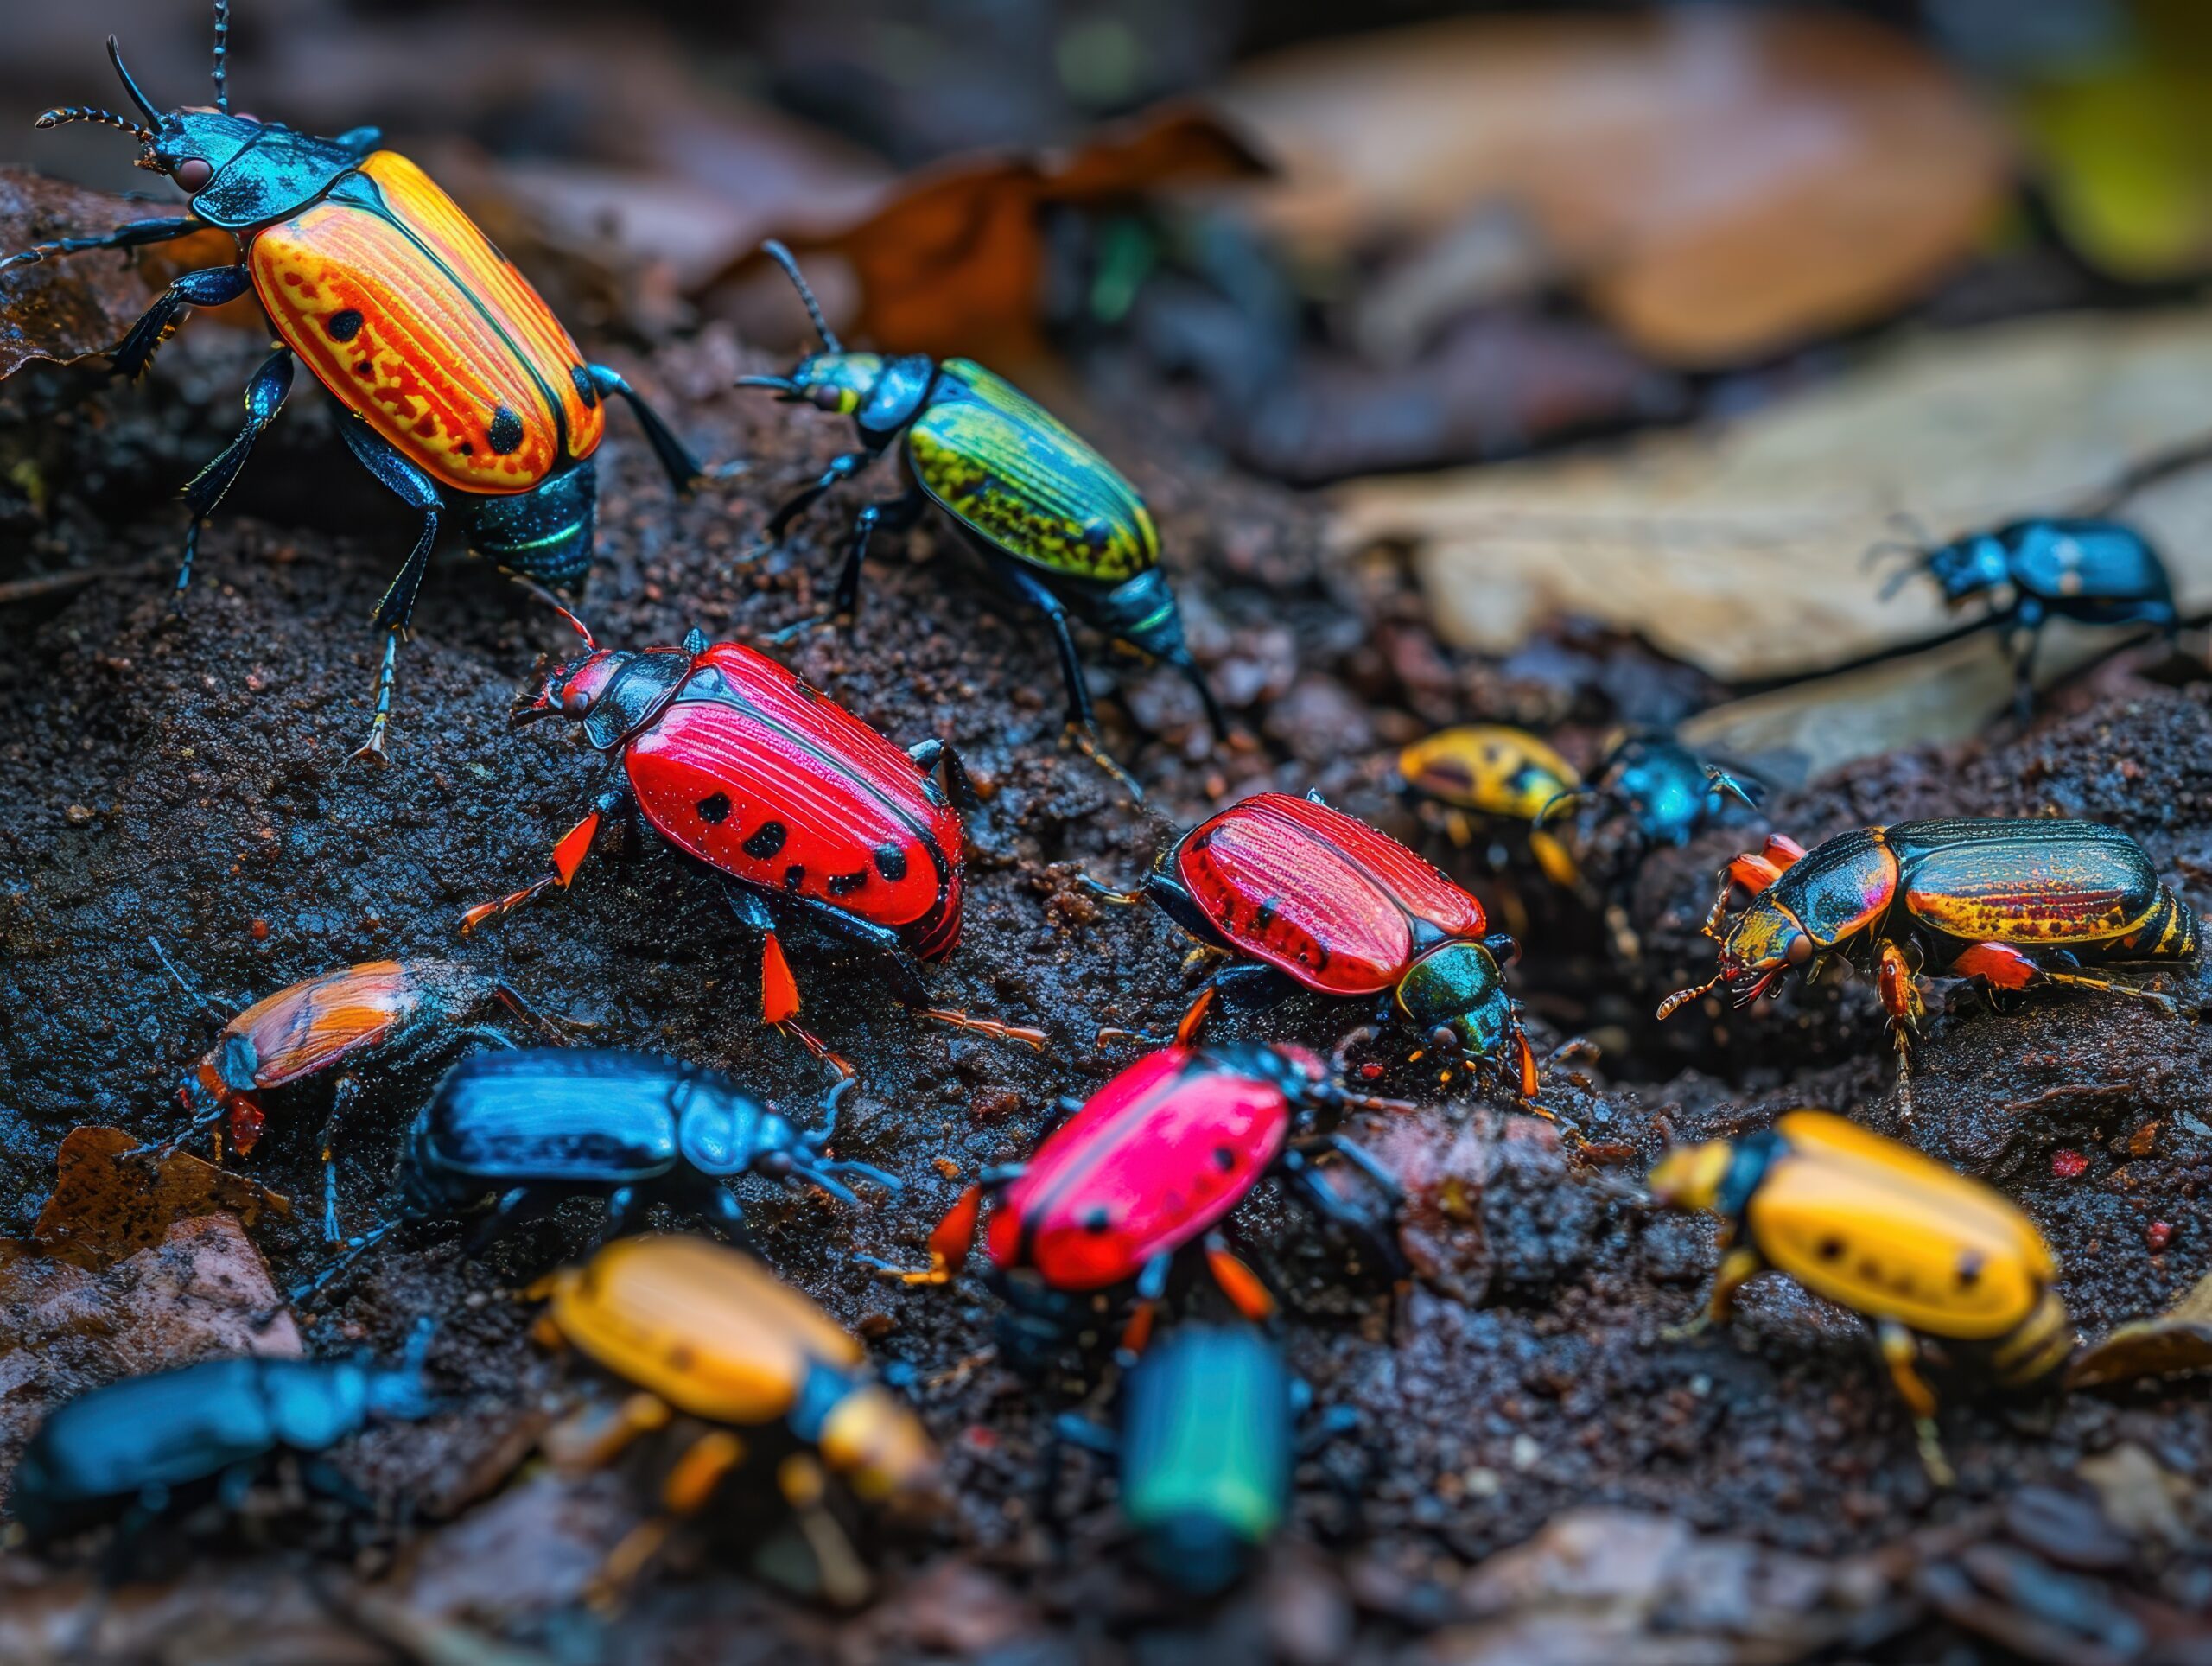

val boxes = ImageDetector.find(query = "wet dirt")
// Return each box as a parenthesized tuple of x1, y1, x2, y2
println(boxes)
(0, 315, 2208, 1663)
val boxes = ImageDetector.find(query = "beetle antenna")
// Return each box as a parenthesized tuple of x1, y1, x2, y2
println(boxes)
(509, 574, 595, 649)
(33, 105, 154, 142)
(148, 935, 228, 1018)
(806, 1074, 855, 1146)
(1656, 976, 1722, 1021)
(760, 239, 842, 353)
(212, 0, 231, 114)
(106, 37, 162, 127)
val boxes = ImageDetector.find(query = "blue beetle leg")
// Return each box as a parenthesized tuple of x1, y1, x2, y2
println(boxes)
(1296, 1132, 1403, 1206)
(318, 1073, 362, 1243)
(996, 561, 1143, 799)
(585, 365, 707, 491)
(461, 1185, 562, 1254)
(0, 213, 204, 273)
(1166, 646, 1231, 743)
(288, 1216, 404, 1309)
(111, 263, 251, 380)
(172, 347, 296, 610)
(1050, 1409, 1119, 1458)
(1701, 766, 1761, 812)
(788, 1165, 860, 1205)
(1277, 1149, 1405, 1279)
(766, 448, 875, 539)
(811, 1157, 900, 1193)
(602, 1185, 644, 1240)
(696, 1180, 756, 1246)
(1116, 1252, 1177, 1362)
(334, 416, 447, 765)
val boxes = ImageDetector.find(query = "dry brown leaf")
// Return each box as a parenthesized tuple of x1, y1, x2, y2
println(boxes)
(33, 1124, 290, 1272)
(1332, 306, 2212, 682)
(1216, 9, 2011, 366)
(0, 169, 178, 378)
(710, 105, 1268, 363)
(2066, 1268, 2212, 1389)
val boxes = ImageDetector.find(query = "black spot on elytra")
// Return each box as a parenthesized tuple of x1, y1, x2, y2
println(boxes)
(1956, 1252, 1984, 1288)
(353, 361, 375, 378)
(696, 792, 733, 826)
(1083, 521, 1109, 550)
(829, 871, 868, 897)
(1253, 897, 1280, 932)
(487, 404, 524, 455)
(1083, 1208, 1111, 1234)
(783, 865, 805, 892)
(573, 366, 599, 407)
(457, 442, 474, 455)
(1817, 1237, 1845, 1262)
(1213, 1146, 1236, 1172)
(874, 843, 909, 882)
(326, 308, 363, 340)
(745, 822, 787, 859)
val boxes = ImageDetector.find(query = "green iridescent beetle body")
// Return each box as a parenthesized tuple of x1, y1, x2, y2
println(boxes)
(740, 247, 1225, 783)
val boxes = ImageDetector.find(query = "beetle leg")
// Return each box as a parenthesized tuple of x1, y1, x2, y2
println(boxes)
(1296, 1131, 1404, 1206)
(1875, 1319, 1954, 1486)
(461, 1184, 566, 1253)
(1172, 983, 1217, 1046)
(317, 1073, 362, 1243)
(584, 365, 707, 492)
(1117, 1252, 1177, 1359)
(860, 1181, 982, 1284)
(1278, 1148, 1406, 1278)
(463, 786, 629, 932)
(766, 448, 877, 539)
(1666, 1243, 1764, 1339)
(543, 1389, 672, 1470)
(602, 1185, 645, 1240)
(171, 346, 295, 607)
(1876, 939, 1924, 1087)
(111, 263, 251, 380)
(779, 1453, 873, 1607)
(0, 212, 205, 273)
(334, 416, 448, 764)
(1204, 1234, 1279, 1324)
(830, 486, 926, 618)
(995, 561, 1143, 798)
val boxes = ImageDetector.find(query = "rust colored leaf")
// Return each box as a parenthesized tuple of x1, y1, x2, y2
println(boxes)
(2066, 1267, 2212, 1389)
(33, 1124, 291, 1273)
(1217, 10, 2011, 366)
(713, 105, 1268, 363)
(0, 169, 181, 378)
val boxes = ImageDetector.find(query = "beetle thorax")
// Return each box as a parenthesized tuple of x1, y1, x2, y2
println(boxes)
(674, 1082, 770, 1177)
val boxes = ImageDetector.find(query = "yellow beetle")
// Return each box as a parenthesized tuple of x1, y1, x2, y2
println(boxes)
(531, 1234, 938, 1603)
(1397, 724, 1584, 888)
(1649, 1110, 2069, 1484)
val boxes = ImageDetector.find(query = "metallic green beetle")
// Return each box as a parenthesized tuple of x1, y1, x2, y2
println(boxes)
(738, 243, 1227, 785)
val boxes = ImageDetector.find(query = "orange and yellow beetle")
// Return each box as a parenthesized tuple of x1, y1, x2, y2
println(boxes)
(2, 6, 707, 761)
(1398, 724, 1586, 889)
(531, 1234, 938, 1605)
(1650, 1110, 2071, 1484)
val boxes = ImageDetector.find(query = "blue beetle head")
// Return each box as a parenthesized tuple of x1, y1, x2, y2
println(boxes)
(676, 1077, 785, 1180)
(36, 35, 259, 198)
(1921, 533, 2012, 605)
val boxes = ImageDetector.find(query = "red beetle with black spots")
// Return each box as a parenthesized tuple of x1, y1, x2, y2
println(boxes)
(1104, 792, 1540, 1095)
(462, 618, 1042, 1069)
(870, 1042, 1408, 1358)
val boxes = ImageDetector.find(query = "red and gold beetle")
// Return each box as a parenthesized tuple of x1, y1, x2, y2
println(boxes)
(462, 617, 1043, 1071)
(872, 1042, 1409, 1358)
(1, 6, 708, 760)
(168, 957, 569, 1241)
(1105, 792, 1540, 1095)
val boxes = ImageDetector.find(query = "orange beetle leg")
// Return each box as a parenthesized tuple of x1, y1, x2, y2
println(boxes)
(660, 1429, 747, 1517)
(1205, 1239, 1278, 1323)
(1948, 939, 2039, 991)
(760, 932, 802, 1026)
(775, 1018, 857, 1083)
(1118, 1299, 1160, 1358)
(1173, 984, 1218, 1047)
(461, 804, 608, 934)
(918, 1008, 1048, 1051)
(862, 1183, 981, 1285)
(1726, 853, 1786, 894)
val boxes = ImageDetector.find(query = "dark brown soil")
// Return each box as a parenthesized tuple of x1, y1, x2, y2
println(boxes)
(1, 315, 2208, 1663)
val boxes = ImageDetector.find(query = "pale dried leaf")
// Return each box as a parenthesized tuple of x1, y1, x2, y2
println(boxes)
(2066, 1268, 2212, 1389)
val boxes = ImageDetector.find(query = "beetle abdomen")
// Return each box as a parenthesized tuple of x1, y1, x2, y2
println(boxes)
(1173, 793, 1485, 996)
(626, 645, 961, 958)
(420, 1049, 683, 1181)
(249, 152, 601, 495)
(2005, 521, 2171, 606)
(1893, 818, 2173, 946)
(907, 359, 1157, 584)
(994, 1049, 1289, 1288)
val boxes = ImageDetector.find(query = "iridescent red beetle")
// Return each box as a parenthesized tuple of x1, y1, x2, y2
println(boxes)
(461, 614, 1043, 1070)
(1098, 792, 1541, 1096)
(869, 1042, 1408, 1357)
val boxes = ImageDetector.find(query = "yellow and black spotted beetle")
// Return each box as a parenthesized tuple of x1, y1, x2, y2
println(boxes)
(531, 1234, 937, 1604)
(1649, 1110, 2071, 1483)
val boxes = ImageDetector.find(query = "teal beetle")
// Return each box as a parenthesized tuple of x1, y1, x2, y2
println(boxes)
(738, 243, 1226, 785)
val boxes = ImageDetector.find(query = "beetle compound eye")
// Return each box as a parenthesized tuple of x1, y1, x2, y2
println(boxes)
(561, 684, 592, 717)
(175, 156, 213, 191)
(1427, 1024, 1460, 1053)
(758, 1151, 794, 1178)
(1787, 934, 1815, 966)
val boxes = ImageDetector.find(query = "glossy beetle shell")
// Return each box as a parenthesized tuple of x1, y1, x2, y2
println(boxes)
(249, 151, 601, 494)
(1891, 818, 2177, 946)
(410, 1049, 730, 1187)
(625, 642, 963, 959)
(1170, 792, 1488, 996)
(543, 1235, 862, 1424)
(1398, 726, 1580, 824)
(1747, 1111, 2057, 1342)
(990, 1048, 1293, 1290)
(906, 359, 1158, 584)
(203, 959, 424, 1097)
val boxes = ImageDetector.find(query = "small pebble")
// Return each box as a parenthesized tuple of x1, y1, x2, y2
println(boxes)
(2147, 1220, 2174, 1252)
(64, 804, 92, 826)
(2052, 1149, 2089, 1180)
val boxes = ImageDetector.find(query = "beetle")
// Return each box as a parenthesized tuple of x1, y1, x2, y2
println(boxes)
(460, 615, 1042, 1071)
(11, 1323, 435, 1548)
(0, 5, 708, 761)
(1105, 791, 1539, 1096)
(1649, 1109, 2071, 1484)
(1542, 731, 1760, 851)
(531, 1233, 938, 1605)
(1872, 518, 2177, 715)
(870, 1042, 1409, 1358)
(736, 242, 1225, 790)
(162, 956, 573, 1243)
(291, 1047, 894, 1307)
(1657, 818, 2197, 1073)
(1397, 724, 1586, 888)
(1050, 1322, 1358, 1596)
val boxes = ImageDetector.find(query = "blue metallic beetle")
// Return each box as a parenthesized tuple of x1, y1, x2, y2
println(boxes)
(293, 1048, 896, 1304)
(1540, 731, 1760, 851)
(1876, 518, 2177, 712)
(12, 1326, 434, 1546)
